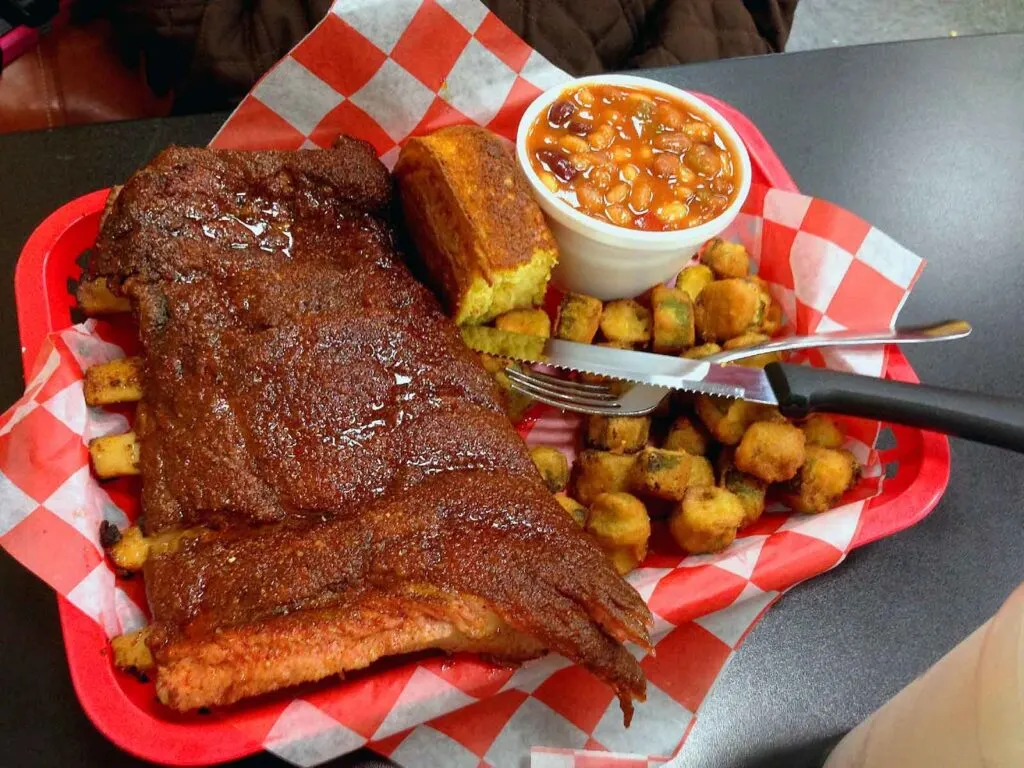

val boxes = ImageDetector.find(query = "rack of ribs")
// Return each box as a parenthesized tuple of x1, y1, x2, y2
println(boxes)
(81, 140, 651, 719)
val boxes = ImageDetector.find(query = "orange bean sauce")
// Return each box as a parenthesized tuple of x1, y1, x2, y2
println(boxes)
(527, 83, 740, 232)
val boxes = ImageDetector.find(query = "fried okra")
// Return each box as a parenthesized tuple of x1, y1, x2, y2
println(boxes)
(782, 445, 859, 514)
(675, 264, 715, 302)
(530, 446, 569, 492)
(111, 628, 154, 674)
(745, 276, 782, 335)
(89, 432, 140, 479)
(724, 332, 769, 348)
(669, 486, 746, 554)
(701, 238, 749, 279)
(572, 450, 637, 506)
(505, 392, 533, 422)
(650, 393, 674, 419)
(684, 343, 722, 360)
(801, 414, 845, 449)
(478, 353, 532, 420)
(586, 492, 651, 574)
(695, 396, 777, 445)
(695, 278, 765, 342)
(579, 341, 633, 393)
(84, 356, 143, 406)
(494, 308, 551, 338)
(479, 352, 512, 383)
(554, 493, 588, 527)
(651, 285, 696, 354)
(722, 332, 781, 368)
(735, 421, 806, 483)
(107, 525, 196, 572)
(600, 299, 652, 344)
(761, 298, 783, 335)
(717, 449, 767, 526)
(663, 415, 709, 455)
(607, 549, 644, 576)
(629, 447, 695, 501)
(555, 292, 603, 343)
(587, 415, 651, 454)
(688, 455, 715, 487)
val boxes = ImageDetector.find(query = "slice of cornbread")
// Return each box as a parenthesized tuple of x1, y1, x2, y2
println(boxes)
(395, 126, 558, 325)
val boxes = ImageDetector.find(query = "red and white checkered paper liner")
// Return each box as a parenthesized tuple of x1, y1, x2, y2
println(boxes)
(210, 0, 570, 159)
(0, 1, 927, 766)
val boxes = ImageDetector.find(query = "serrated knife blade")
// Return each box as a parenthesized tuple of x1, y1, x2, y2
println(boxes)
(461, 326, 779, 404)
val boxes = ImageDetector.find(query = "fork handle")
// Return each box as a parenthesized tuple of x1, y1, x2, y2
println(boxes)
(765, 362, 1024, 453)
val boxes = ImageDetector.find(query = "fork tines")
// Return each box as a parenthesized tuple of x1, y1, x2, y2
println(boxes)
(505, 367, 626, 415)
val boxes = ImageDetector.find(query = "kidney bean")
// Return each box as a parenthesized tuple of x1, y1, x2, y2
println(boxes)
(537, 149, 578, 182)
(684, 144, 722, 176)
(653, 132, 692, 154)
(652, 153, 681, 179)
(655, 103, 685, 130)
(566, 117, 593, 135)
(547, 100, 576, 127)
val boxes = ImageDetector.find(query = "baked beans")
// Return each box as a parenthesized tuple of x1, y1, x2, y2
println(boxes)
(527, 83, 740, 232)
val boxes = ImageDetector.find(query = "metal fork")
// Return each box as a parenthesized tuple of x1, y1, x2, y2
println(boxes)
(505, 320, 971, 416)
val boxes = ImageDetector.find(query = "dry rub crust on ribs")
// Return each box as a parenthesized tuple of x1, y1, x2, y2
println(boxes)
(86, 141, 651, 717)
(154, 586, 546, 712)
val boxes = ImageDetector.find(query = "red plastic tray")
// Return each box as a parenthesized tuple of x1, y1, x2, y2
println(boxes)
(13, 97, 951, 765)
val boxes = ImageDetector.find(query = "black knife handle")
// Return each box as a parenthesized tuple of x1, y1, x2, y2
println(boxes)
(764, 362, 1024, 452)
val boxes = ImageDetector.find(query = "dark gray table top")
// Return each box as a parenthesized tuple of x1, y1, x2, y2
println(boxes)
(2, 32, 1023, 768)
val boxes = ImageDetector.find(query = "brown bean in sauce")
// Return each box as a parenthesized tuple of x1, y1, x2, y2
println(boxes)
(547, 100, 576, 127)
(536, 149, 578, 183)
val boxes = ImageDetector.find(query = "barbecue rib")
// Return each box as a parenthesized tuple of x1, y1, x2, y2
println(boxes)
(86, 141, 651, 717)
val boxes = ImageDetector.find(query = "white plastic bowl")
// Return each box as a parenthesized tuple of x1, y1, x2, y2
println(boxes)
(516, 74, 752, 300)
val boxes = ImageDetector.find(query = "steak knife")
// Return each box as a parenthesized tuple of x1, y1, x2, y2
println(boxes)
(462, 326, 1024, 452)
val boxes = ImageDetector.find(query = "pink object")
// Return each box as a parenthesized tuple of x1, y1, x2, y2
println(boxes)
(0, 1, 73, 70)
(1, 24, 37, 68)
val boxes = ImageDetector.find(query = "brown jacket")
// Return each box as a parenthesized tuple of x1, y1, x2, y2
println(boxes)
(106, 0, 796, 113)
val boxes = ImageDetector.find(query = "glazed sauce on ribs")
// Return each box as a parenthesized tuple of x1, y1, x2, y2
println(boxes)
(87, 142, 650, 715)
